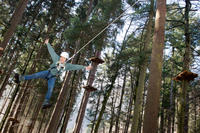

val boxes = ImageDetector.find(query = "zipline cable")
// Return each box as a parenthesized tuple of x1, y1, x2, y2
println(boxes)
(66, 0, 141, 62)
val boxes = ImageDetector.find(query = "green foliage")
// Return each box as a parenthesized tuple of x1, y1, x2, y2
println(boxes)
(190, 18, 200, 47)
(0, 0, 200, 132)
(0, 1, 12, 41)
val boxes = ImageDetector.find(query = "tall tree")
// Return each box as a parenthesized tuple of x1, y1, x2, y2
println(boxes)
(114, 66, 127, 133)
(73, 51, 103, 133)
(0, 0, 29, 56)
(130, 0, 154, 132)
(177, 0, 191, 133)
(143, 0, 166, 133)
(73, 0, 101, 132)
(123, 68, 137, 133)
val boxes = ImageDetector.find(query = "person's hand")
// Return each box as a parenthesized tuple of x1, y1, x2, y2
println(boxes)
(0, 47, 3, 51)
(86, 65, 93, 71)
(44, 39, 49, 44)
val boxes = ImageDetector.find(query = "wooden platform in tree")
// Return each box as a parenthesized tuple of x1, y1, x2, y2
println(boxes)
(8, 117, 20, 123)
(89, 57, 104, 64)
(173, 70, 198, 81)
(83, 85, 97, 91)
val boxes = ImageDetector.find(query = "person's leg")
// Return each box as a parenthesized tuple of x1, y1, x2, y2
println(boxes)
(42, 76, 56, 109)
(45, 77, 56, 101)
(21, 70, 49, 81)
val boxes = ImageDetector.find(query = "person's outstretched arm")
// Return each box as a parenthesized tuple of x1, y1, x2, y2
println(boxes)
(45, 39, 59, 62)
(65, 63, 93, 71)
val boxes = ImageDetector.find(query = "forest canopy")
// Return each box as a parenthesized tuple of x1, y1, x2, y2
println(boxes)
(0, 0, 200, 133)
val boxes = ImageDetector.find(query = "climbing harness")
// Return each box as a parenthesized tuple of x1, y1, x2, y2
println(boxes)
(45, 70, 56, 80)
(46, 62, 65, 80)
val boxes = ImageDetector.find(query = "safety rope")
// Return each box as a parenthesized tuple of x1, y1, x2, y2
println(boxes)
(66, 0, 141, 62)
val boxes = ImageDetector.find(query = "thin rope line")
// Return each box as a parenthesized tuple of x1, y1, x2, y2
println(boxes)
(67, 0, 140, 62)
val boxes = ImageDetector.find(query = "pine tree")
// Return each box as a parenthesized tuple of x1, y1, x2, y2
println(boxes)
(143, 0, 166, 132)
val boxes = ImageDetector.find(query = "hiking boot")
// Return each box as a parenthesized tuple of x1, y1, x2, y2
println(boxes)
(14, 73, 20, 84)
(42, 100, 52, 109)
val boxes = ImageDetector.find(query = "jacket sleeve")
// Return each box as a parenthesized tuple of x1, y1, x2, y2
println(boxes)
(47, 43, 60, 62)
(65, 63, 86, 71)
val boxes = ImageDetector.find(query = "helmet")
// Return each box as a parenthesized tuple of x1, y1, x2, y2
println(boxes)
(60, 52, 69, 59)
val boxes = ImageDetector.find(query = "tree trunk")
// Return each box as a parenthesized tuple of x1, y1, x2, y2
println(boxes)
(93, 69, 119, 133)
(130, 0, 154, 132)
(0, 0, 29, 55)
(109, 89, 117, 133)
(86, 0, 94, 21)
(178, 81, 189, 133)
(0, 51, 21, 132)
(60, 67, 83, 133)
(0, 43, 12, 66)
(91, 79, 104, 133)
(184, 93, 189, 133)
(197, 113, 200, 133)
(194, 96, 197, 133)
(59, 69, 80, 132)
(143, 0, 166, 132)
(94, 19, 130, 132)
(177, 0, 191, 133)
(167, 47, 175, 133)
(1, 46, 35, 132)
(17, 87, 35, 133)
(160, 97, 165, 133)
(123, 69, 137, 133)
(0, 43, 15, 79)
(0, 54, 17, 97)
(115, 66, 127, 133)
(73, 51, 101, 133)
(27, 95, 45, 133)
(172, 82, 177, 133)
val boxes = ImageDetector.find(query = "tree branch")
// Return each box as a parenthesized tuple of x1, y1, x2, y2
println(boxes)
(166, 19, 185, 24)
(166, 24, 183, 30)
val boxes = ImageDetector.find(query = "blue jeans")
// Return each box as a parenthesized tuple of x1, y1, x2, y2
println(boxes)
(22, 70, 56, 101)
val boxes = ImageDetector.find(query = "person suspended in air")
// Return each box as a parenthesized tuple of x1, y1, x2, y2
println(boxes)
(14, 39, 93, 109)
